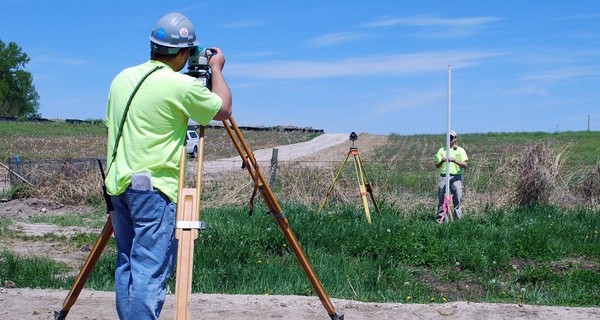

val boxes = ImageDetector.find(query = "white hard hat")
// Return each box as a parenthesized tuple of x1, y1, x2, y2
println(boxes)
(150, 12, 199, 55)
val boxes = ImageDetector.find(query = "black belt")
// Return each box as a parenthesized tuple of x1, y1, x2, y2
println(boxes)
(441, 174, 461, 177)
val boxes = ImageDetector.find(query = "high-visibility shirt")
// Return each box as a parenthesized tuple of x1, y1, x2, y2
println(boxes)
(105, 60, 221, 202)
(434, 146, 468, 175)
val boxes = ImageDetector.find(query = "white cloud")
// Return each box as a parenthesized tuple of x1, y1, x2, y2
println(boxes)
(369, 86, 446, 117)
(554, 13, 600, 21)
(228, 50, 500, 79)
(235, 51, 279, 58)
(305, 31, 369, 47)
(362, 15, 503, 38)
(222, 20, 267, 29)
(30, 53, 87, 67)
(500, 85, 549, 97)
(362, 15, 503, 28)
(523, 66, 599, 84)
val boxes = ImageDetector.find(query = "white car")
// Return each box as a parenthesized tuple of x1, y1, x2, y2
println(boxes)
(185, 129, 200, 158)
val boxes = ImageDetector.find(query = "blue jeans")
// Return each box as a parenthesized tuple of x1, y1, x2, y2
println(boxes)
(110, 188, 177, 320)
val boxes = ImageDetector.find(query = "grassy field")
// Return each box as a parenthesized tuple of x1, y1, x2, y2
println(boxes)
(1, 121, 599, 307)
(0, 120, 316, 161)
(1, 204, 599, 306)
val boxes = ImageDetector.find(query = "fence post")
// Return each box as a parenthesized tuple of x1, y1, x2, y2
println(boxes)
(269, 148, 279, 190)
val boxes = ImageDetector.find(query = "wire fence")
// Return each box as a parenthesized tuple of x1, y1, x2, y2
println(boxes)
(6, 156, 104, 186)
(3, 147, 600, 212)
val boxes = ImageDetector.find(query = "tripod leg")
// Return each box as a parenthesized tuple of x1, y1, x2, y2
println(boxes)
(366, 185, 381, 215)
(222, 116, 343, 320)
(55, 215, 113, 320)
(173, 187, 199, 320)
(317, 151, 351, 214)
(173, 127, 205, 320)
(352, 152, 371, 224)
(354, 153, 381, 216)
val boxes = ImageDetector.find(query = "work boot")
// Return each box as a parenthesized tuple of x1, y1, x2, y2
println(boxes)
(455, 206, 462, 219)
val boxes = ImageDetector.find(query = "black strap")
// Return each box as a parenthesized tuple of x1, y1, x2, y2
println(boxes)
(106, 65, 163, 175)
(97, 159, 114, 213)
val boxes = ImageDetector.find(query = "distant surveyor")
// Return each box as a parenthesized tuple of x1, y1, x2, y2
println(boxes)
(434, 130, 468, 222)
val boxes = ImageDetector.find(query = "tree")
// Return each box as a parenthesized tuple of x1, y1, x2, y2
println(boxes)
(0, 40, 40, 118)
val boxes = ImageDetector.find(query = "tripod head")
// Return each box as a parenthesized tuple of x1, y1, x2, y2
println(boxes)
(185, 47, 217, 89)
(349, 131, 357, 147)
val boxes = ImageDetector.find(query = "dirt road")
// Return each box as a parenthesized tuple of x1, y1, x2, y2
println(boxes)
(203, 133, 350, 174)
(2, 288, 600, 320)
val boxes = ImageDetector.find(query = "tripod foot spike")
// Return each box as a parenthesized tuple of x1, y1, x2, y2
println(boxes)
(54, 309, 68, 320)
(329, 313, 344, 320)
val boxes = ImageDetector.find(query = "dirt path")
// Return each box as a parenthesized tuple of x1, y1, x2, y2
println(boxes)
(2, 288, 600, 320)
(202, 133, 350, 174)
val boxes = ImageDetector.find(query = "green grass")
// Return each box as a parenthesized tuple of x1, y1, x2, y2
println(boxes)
(3, 120, 600, 165)
(371, 131, 600, 199)
(3, 203, 597, 306)
(2, 122, 600, 307)
(0, 250, 72, 289)
(0, 121, 107, 137)
(27, 210, 108, 229)
(0, 217, 12, 234)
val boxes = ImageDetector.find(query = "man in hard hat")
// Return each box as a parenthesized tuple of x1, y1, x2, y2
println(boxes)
(434, 130, 468, 222)
(104, 12, 232, 319)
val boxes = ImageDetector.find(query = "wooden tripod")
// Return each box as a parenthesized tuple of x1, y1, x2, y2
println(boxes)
(317, 144, 381, 224)
(221, 116, 343, 319)
(173, 126, 206, 319)
(55, 116, 343, 320)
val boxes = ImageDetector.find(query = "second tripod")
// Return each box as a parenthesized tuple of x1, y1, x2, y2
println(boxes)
(317, 132, 381, 224)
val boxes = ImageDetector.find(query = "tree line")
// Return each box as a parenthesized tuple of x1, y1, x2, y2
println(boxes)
(0, 40, 40, 118)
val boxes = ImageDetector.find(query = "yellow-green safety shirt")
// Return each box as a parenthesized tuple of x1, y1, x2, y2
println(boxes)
(434, 146, 468, 175)
(105, 60, 221, 202)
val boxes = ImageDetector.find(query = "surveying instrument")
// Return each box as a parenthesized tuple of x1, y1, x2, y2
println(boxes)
(317, 132, 381, 224)
(54, 48, 344, 320)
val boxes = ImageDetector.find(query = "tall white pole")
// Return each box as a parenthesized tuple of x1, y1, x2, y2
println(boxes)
(445, 65, 451, 202)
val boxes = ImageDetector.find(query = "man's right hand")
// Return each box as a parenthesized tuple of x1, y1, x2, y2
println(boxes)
(206, 47, 232, 121)
(207, 47, 226, 71)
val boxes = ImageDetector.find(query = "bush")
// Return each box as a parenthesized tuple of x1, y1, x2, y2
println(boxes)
(498, 142, 565, 206)
(0, 183, 31, 200)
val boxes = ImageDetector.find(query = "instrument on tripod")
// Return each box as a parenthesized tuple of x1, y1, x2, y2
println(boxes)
(54, 124, 344, 320)
(55, 46, 343, 320)
(317, 132, 381, 224)
(186, 51, 341, 318)
(55, 118, 343, 320)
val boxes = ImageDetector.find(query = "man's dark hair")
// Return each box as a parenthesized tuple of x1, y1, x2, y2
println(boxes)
(151, 50, 178, 60)
(150, 44, 191, 60)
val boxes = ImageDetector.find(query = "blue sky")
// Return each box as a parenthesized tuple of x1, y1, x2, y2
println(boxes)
(1, 0, 599, 135)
